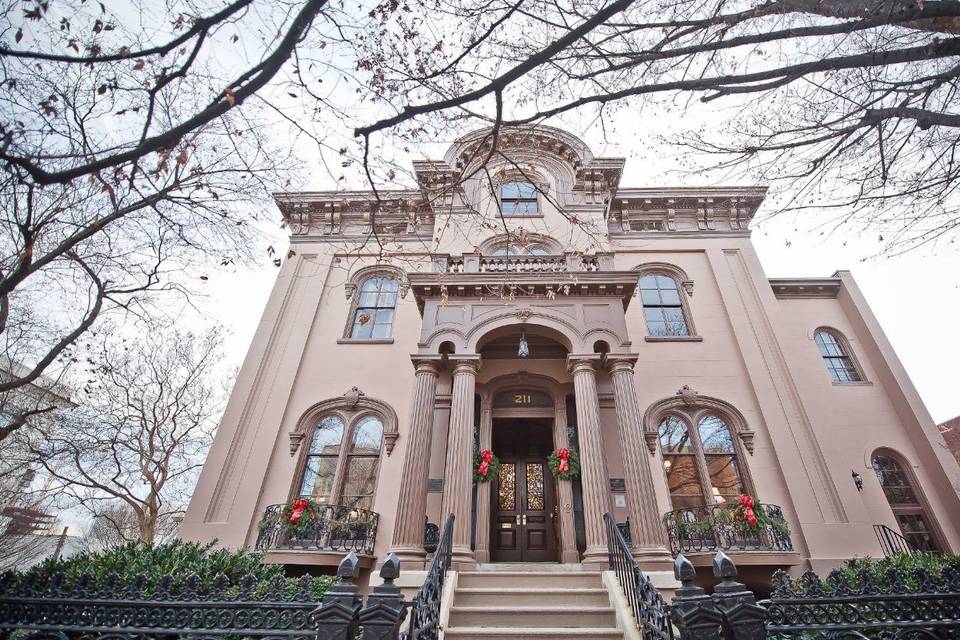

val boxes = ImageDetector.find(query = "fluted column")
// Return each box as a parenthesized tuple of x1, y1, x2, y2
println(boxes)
(390, 356, 441, 567)
(567, 355, 613, 567)
(607, 355, 673, 570)
(441, 356, 480, 567)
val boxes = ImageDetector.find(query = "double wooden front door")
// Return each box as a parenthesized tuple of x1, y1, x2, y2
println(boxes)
(491, 456, 556, 561)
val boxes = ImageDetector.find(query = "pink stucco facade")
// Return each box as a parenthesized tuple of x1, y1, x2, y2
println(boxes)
(180, 126, 960, 581)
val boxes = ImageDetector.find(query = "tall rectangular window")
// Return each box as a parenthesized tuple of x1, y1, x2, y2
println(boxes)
(500, 181, 539, 215)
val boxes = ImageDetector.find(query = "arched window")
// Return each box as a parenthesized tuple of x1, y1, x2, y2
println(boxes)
(500, 181, 539, 215)
(872, 452, 941, 551)
(489, 242, 550, 256)
(639, 273, 690, 337)
(658, 412, 746, 508)
(350, 276, 400, 339)
(814, 329, 863, 383)
(298, 414, 385, 509)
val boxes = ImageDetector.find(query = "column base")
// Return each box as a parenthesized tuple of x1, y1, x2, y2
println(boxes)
(581, 544, 609, 569)
(561, 549, 581, 563)
(450, 544, 476, 570)
(390, 545, 428, 570)
(632, 545, 674, 572)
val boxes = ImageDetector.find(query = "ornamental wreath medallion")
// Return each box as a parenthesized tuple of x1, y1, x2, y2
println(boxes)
(474, 449, 500, 483)
(548, 448, 580, 481)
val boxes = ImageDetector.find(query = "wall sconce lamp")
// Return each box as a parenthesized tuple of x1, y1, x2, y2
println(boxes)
(852, 470, 864, 492)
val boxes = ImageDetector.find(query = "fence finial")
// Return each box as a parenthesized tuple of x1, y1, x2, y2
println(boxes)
(338, 551, 360, 579)
(674, 553, 696, 586)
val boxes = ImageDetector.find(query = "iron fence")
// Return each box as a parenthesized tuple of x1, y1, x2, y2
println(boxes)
(663, 503, 793, 555)
(0, 568, 324, 639)
(671, 550, 960, 640)
(256, 504, 379, 556)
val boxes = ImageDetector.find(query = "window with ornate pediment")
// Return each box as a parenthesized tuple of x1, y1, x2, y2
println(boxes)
(299, 413, 384, 510)
(342, 266, 407, 341)
(657, 408, 751, 509)
(291, 389, 398, 511)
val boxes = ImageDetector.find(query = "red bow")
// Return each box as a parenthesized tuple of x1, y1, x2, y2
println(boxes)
(478, 450, 494, 477)
(556, 448, 571, 473)
(738, 495, 758, 527)
(289, 498, 309, 524)
(738, 495, 755, 509)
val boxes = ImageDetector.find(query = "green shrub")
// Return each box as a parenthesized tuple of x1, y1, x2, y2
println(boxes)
(19, 539, 334, 600)
(836, 551, 960, 590)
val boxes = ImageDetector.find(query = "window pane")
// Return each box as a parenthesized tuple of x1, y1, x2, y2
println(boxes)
(663, 307, 686, 323)
(705, 454, 744, 501)
(379, 277, 400, 292)
(698, 415, 735, 453)
(358, 290, 379, 306)
(647, 321, 668, 337)
(351, 417, 383, 453)
(501, 181, 535, 199)
(656, 275, 675, 289)
(660, 288, 681, 305)
(527, 244, 549, 255)
(663, 455, 705, 506)
(659, 416, 692, 452)
(526, 463, 545, 511)
(300, 456, 339, 502)
(639, 275, 658, 289)
(342, 457, 380, 504)
(352, 310, 374, 339)
(896, 514, 940, 551)
(873, 455, 919, 504)
(498, 463, 516, 510)
(309, 416, 345, 454)
(640, 289, 661, 305)
(644, 307, 665, 324)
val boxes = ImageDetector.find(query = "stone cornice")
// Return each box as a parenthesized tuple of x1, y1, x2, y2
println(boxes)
(407, 271, 639, 312)
(769, 278, 842, 299)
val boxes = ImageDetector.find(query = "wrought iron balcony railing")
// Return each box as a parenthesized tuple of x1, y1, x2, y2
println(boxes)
(663, 503, 793, 555)
(255, 503, 379, 556)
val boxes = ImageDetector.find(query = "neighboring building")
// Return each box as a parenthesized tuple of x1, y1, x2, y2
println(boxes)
(939, 416, 960, 465)
(180, 126, 960, 588)
(0, 360, 77, 571)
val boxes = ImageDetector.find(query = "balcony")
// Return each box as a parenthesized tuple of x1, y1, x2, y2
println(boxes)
(255, 504, 379, 568)
(434, 252, 614, 274)
(663, 504, 799, 567)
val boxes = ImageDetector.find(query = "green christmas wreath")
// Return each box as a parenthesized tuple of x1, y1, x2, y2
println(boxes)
(548, 448, 580, 480)
(474, 449, 500, 483)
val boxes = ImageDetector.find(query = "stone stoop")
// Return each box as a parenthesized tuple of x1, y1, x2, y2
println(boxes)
(443, 569, 624, 640)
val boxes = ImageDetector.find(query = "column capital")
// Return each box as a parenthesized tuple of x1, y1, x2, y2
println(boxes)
(567, 353, 602, 374)
(448, 354, 481, 375)
(410, 355, 442, 375)
(605, 353, 639, 374)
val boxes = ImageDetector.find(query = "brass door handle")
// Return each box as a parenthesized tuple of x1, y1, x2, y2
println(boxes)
(522, 514, 527, 525)
(516, 514, 521, 525)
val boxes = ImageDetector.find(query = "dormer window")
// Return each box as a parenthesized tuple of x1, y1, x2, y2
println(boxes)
(500, 181, 539, 215)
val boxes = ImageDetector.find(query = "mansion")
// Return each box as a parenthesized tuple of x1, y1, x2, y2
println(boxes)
(180, 125, 960, 589)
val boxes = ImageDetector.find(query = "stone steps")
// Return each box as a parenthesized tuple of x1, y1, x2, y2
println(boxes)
(443, 567, 623, 640)
(453, 587, 611, 607)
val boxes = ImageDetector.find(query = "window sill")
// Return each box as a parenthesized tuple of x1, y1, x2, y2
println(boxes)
(337, 338, 395, 345)
(832, 380, 872, 386)
(644, 335, 703, 343)
(499, 213, 544, 219)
